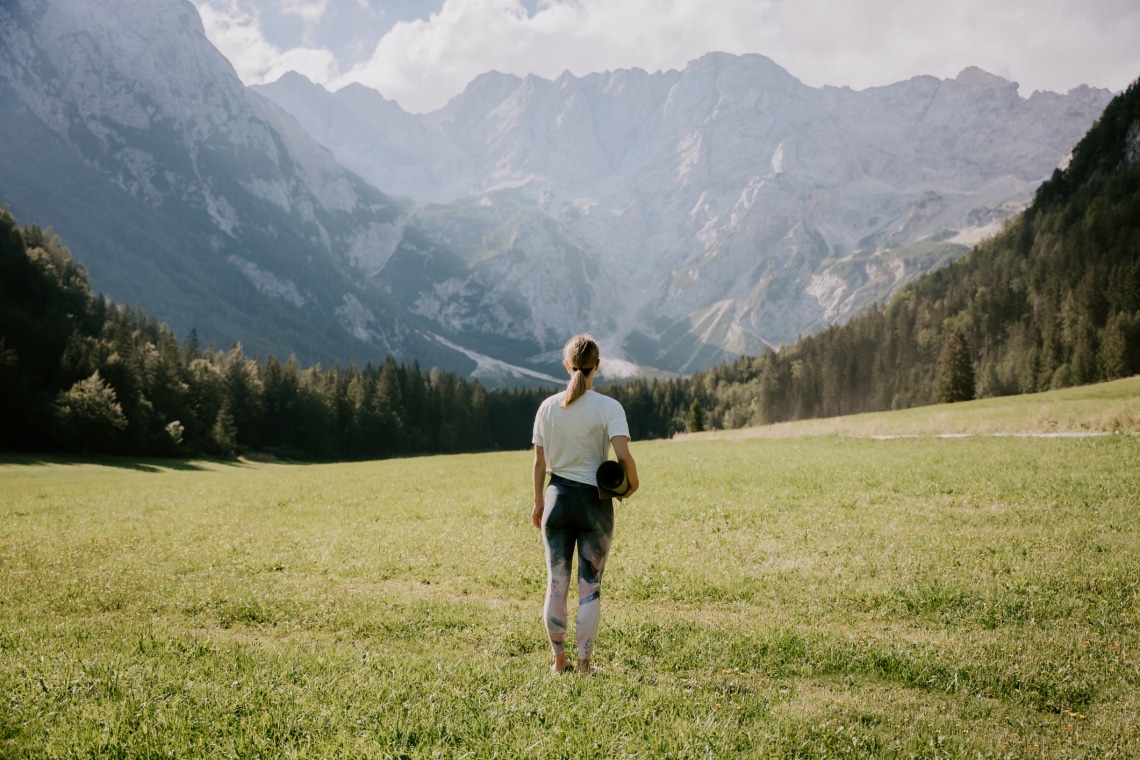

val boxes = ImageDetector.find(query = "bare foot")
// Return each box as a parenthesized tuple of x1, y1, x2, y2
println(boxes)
(577, 658, 594, 676)
(551, 653, 571, 674)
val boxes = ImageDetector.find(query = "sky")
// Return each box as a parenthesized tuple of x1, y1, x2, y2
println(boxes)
(191, 0, 1140, 114)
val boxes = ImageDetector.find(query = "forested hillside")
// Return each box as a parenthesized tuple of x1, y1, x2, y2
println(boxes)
(0, 207, 546, 458)
(604, 77, 1140, 435)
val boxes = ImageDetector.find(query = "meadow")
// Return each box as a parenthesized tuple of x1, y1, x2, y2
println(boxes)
(2, 381, 1139, 758)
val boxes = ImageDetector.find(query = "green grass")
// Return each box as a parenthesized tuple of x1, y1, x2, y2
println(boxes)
(2, 394, 1139, 756)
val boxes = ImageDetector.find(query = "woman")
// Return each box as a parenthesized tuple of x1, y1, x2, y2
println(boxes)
(531, 334, 639, 675)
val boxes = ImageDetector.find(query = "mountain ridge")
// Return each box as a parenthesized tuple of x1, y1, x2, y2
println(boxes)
(256, 55, 1112, 373)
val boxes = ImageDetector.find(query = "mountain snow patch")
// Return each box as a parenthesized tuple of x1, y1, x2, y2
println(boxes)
(429, 334, 562, 385)
(204, 191, 239, 236)
(336, 293, 378, 342)
(770, 142, 785, 175)
(228, 255, 307, 306)
(347, 216, 408, 277)
(806, 271, 850, 321)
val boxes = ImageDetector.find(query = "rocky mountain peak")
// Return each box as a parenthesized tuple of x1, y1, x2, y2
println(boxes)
(687, 51, 793, 78)
(32, 0, 245, 140)
(955, 66, 1018, 89)
(257, 56, 1114, 376)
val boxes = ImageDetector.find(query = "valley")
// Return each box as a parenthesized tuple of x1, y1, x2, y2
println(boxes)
(0, 0, 1115, 382)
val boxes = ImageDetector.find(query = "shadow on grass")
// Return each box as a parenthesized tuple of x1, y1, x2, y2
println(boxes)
(0, 449, 444, 471)
(0, 452, 250, 472)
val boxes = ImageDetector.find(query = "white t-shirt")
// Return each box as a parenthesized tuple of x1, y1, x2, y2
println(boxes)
(532, 390, 631, 486)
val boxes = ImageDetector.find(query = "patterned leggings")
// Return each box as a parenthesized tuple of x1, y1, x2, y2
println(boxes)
(541, 474, 615, 661)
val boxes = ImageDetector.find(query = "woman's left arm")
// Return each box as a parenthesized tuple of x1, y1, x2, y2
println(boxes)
(531, 446, 547, 528)
(611, 436, 639, 500)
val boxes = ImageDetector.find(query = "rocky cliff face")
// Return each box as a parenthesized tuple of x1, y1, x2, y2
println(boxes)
(0, 0, 464, 371)
(258, 55, 1113, 374)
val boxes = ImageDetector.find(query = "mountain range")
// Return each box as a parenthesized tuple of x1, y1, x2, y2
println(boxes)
(0, 0, 1116, 384)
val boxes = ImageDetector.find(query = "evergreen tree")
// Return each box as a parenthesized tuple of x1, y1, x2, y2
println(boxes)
(211, 402, 238, 456)
(53, 371, 127, 454)
(935, 329, 976, 404)
(685, 399, 706, 433)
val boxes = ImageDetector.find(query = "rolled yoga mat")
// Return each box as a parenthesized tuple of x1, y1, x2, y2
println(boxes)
(596, 460, 629, 499)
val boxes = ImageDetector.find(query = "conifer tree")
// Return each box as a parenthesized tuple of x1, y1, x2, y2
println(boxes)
(685, 399, 706, 433)
(211, 402, 238, 456)
(935, 329, 976, 403)
(53, 371, 128, 453)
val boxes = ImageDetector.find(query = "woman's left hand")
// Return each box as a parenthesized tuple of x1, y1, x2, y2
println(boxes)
(531, 500, 544, 528)
(611, 435, 639, 500)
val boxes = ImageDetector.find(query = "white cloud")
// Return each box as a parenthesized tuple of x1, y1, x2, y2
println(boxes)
(772, 0, 1140, 96)
(280, 0, 331, 26)
(196, 0, 1140, 113)
(337, 0, 782, 113)
(334, 0, 1140, 113)
(195, 0, 341, 85)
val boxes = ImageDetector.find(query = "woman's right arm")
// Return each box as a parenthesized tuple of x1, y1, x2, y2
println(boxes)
(611, 436, 639, 500)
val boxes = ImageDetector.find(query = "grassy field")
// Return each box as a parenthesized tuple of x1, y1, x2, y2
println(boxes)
(2, 384, 1139, 758)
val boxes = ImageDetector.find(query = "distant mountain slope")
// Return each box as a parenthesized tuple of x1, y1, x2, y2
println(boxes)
(257, 57, 1113, 373)
(0, 0, 467, 371)
(604, 77, 1140, 436)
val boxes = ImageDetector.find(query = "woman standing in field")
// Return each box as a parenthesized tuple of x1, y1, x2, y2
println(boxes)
(531, 334, 639, 675)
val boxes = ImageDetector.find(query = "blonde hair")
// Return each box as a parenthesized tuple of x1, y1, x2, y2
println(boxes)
(560, 334, 600, 408)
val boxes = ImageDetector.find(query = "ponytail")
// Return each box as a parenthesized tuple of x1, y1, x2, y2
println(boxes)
(563, 367, 590, 408)
(560, 334, 600, 408)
